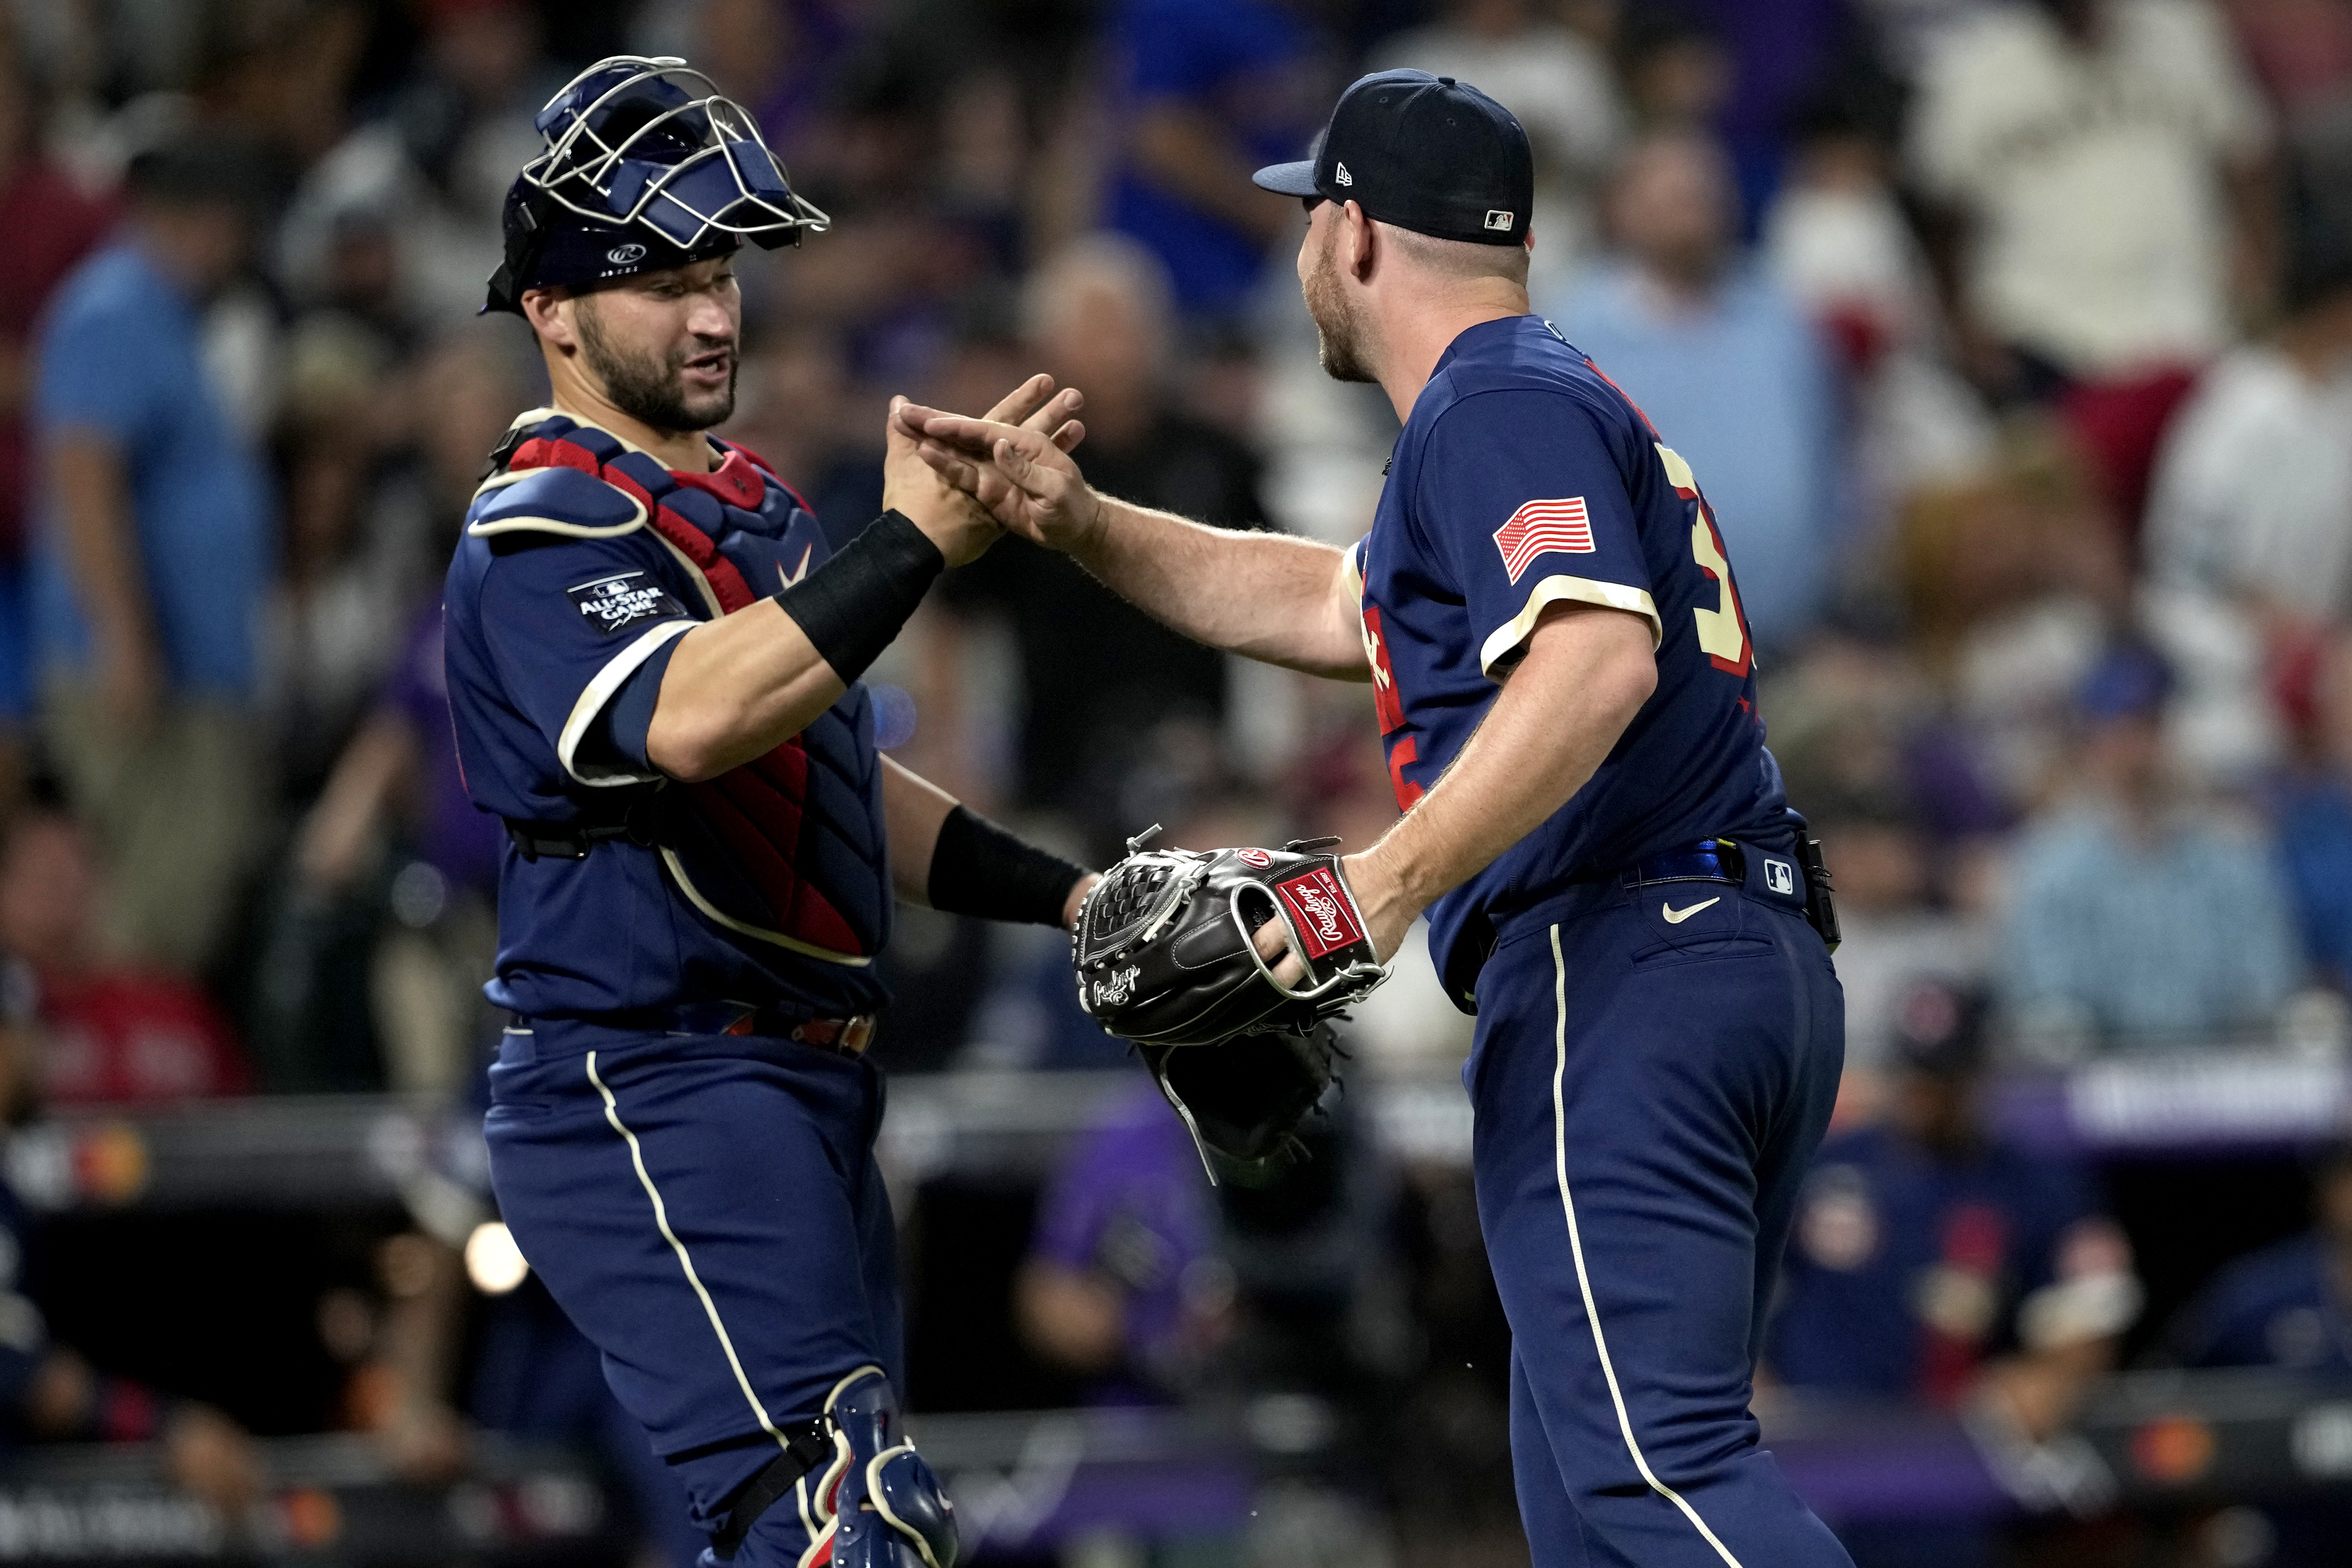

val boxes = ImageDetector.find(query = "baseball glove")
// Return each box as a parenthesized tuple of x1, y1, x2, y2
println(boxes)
(1137, 1023, 1345, 1188)
(1072, 828, 1388, 1185)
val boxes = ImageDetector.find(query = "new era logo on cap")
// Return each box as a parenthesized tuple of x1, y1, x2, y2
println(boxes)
(1493, 498, 1595, 584)
(1335, 162, 1353, 186)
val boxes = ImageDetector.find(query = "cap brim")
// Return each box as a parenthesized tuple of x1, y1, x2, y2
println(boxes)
(1251, 160, 1322, 198)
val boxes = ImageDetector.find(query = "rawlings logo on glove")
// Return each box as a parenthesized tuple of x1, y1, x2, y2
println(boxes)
(1071, 828, 1388, 1186)
(1276, 868, 1363, 957)
(1092, 965, 1140, 1008)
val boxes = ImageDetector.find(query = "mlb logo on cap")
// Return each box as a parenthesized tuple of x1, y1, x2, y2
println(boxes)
(1485, 210, 1514, 230)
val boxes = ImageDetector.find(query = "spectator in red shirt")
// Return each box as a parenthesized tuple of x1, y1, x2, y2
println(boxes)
(0, 806, 248, 1105)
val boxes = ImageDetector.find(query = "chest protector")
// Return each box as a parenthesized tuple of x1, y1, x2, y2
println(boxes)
(485, 413, 891, 969)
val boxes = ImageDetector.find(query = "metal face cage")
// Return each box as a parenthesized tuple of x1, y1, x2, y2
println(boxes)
(520, 55, 830, 251)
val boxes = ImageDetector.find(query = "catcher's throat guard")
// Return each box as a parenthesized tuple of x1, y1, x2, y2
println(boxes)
(1071, 830, 1386, 1046)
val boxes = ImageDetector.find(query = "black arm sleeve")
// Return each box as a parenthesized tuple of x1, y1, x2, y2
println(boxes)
(773, 510, 945, 685)
(927, 805, 1089, 926)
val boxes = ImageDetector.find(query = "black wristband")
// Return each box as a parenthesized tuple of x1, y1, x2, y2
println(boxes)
(774, 510, 945, 686)
(928, 805, 1089, 926)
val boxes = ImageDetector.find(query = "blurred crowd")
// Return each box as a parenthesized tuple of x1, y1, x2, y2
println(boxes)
(5, 0, 2352, 1563)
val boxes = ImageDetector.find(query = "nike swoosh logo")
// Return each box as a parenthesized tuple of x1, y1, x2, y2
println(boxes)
(1661, 897, 1721, 925)
(779, 544, 813, 589)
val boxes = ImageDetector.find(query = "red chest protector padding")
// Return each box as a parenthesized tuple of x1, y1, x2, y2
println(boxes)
(503, 418, 885, 966)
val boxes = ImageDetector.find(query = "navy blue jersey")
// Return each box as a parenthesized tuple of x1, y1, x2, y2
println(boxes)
(2165, 1233, 2352, 1374)
(1765, 1125, 2107, 1402)
(443, 412, 890, 1022)
(1353, 315, 1788, 1008)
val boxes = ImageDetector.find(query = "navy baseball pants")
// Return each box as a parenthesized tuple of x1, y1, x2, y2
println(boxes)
(485, 1019, 901, 1566)
(1467, 857, 1853, 1567)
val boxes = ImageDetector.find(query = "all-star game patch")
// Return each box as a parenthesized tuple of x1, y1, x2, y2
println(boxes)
(567, 571, 689, 636)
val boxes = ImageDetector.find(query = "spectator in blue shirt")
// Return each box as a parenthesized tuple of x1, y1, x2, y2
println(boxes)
(2001, 645, 2303, 1051)
(1550, 130, 1839, 653)
(1104, 0, 1325, 320)
(30, 143, 275, 975)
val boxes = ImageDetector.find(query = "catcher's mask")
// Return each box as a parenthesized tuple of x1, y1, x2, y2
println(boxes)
(483, 55, 829, 315)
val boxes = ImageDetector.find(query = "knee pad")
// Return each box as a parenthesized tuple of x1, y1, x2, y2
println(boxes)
(798, 1366, 959, 1568)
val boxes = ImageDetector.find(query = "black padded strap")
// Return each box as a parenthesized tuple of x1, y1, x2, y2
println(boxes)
(928, 805, 1089, 926)
(773, 510, 944, 686)
(709, 1417, 833, 1560)
(501, 789, 662, 861)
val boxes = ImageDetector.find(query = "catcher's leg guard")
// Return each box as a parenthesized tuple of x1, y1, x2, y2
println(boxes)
(698, 1418, 835, 1564)
(799, 1365, 958, 1568)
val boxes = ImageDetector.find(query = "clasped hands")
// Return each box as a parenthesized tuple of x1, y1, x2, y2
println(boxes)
(884, 381, 1104, 560)
(886, 375, 1415, 973)
(879, 375, 1091, 566)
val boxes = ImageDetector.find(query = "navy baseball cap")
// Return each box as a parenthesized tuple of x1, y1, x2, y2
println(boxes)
(1253, 69, 1533, 248)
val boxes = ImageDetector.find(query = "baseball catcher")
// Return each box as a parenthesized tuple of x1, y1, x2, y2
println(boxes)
(455, 54, 1095, 1568)
(1071, 829, 1387, 1184)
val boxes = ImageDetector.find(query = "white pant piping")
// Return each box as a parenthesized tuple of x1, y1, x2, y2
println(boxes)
(1547, 924, 1746, 1567)
(587, 1049, 794, 1453)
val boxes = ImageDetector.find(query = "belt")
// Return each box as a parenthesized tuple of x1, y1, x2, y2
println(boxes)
(1610, 833, 1840, 951)
(509, 1005, 876, 1055)
(504, 796, 659, 862)
(505, 820, 637, 861)
(1617, 838, 1745, 890)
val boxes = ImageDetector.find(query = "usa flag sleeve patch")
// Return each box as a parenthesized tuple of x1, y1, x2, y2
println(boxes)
(1492, 497, 1595, 584)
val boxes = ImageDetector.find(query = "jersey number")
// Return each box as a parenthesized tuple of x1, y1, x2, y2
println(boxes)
(1657, 444, 1752, 677)
(1359, 604, 1426, 810)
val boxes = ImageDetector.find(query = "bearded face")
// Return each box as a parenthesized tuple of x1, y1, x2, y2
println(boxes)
(1303, 218, 1376, 386)
(573, 286, 739, 432)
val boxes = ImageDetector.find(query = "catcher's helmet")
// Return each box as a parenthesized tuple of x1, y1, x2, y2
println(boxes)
(484, 55, 829, 314)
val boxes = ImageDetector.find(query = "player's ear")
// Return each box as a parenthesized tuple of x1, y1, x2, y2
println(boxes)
(1343, 200, 1375, 282)
(522, 286, 579, 352)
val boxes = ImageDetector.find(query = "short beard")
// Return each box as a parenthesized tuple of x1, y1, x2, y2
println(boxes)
(1304, 224, 1376, 385)
(574, 294, 737, 433)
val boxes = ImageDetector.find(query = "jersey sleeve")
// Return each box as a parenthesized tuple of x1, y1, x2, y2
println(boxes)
(34, 292, 160, 445)
(474, 534, 699, 788)
(1414, 389, 1660, 680)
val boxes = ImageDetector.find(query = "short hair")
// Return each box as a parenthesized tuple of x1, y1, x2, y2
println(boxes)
(1380, 221, 1531, 288)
